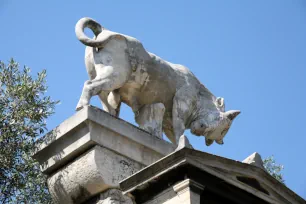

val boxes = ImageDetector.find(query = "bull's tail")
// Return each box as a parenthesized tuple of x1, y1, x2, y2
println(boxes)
(75, 17, 123, 48)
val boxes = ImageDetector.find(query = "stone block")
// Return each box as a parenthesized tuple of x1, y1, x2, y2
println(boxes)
(242, 152, 265, 170)
(86, 189, 135, 204)
(33, 106, 175, 175)
(48, 145, 142, 204)
(32, 106, 175, 203)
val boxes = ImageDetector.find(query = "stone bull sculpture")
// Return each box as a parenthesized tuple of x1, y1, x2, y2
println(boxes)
(75, 17, 240, 146)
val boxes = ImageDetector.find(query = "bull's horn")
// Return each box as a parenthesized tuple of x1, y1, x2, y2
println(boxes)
(205, 138, 214, 146)
(75, 17, 122, 48)
(215, 139, 224, 145)
(224, 110, 241, 120)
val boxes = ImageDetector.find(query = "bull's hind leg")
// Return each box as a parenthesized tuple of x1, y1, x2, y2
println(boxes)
(97, 92, 117, 116)
(135, 103, 165, 139)
(76, 66, 125, 112)
(107, 90, 121, 117)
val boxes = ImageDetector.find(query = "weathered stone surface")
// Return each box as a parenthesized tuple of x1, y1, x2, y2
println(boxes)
(33, 106, 175, 175)
(48, 146, 142, 204)
(172, 179, 204, 204)
(242, 152, 265, 170)
(87, 189, 135, 204)
(135, 103, 165, 139)
(175, 135, 193, 151)
(143, 180, 204, 204)
(121, 148, 306, 204)
(32, 106, 176, 203)
(75, 17, 240, 146)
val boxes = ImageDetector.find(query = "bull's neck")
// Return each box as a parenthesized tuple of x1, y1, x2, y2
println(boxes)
(188, 102, 220, 128)
(185, 104, 202, 128)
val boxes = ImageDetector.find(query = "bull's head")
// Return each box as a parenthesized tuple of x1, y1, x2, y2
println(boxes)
(190, 96, 240, 146)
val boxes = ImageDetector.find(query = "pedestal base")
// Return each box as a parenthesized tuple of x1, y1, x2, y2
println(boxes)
(33, 106, 175, 203)
(48, 146, 143, 204)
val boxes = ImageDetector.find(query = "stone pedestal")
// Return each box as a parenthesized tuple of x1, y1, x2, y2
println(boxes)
(33, 106, 175, 204)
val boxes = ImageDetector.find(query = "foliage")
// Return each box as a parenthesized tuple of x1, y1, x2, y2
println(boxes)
(0, 59, 58, 203)
(263, 155, 285, 184)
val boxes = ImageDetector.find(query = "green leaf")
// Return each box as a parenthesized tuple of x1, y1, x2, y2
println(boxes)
(0, 59, 58, 203)
(263, 155, 285, 184)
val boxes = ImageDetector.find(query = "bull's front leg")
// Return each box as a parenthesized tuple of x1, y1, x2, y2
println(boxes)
(172, 86, 195, 145)
(172, 106, 186, 145)
(135, 103, 165, 139)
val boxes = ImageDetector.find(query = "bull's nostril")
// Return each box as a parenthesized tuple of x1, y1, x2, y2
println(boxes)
(200, 124, 204, 128)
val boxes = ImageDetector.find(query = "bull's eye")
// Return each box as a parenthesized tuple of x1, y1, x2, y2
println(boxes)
(200, 124, 204, 128)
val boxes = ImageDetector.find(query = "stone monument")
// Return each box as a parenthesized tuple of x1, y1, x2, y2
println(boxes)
(75, 17, 240, 146)
(32, 17, 305, 204)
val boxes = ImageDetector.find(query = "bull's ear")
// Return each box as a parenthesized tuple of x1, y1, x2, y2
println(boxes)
(205, 138, 214, 146)
(216, 97, 225, 110)
(224, 110, 241, 121)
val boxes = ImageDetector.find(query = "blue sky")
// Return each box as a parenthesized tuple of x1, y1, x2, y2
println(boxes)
(1, 0, 305, 199)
